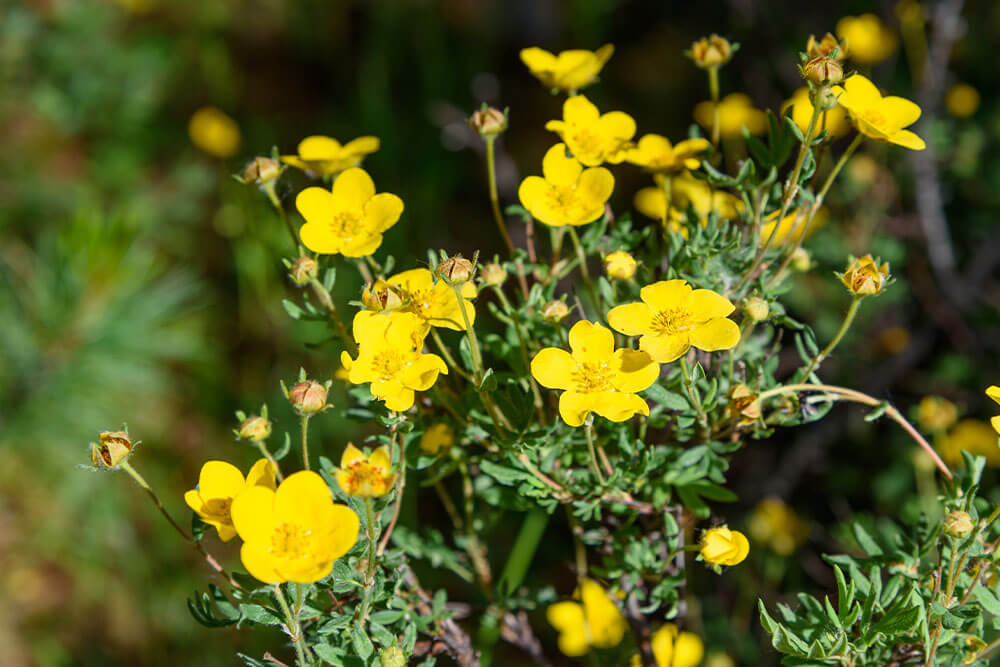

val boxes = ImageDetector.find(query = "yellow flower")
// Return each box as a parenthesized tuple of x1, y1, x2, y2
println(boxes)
(832, 75, 925, 150)
(836, 14, 898, 65)
(366, 268, 477, 331)
(342, 311, 448, 412)
(188, 107, 240, 158)
(937, 419, 1000, 467)
(748, 498, 809, 556)
(545, 95, 636, 166)
(634, 172, 742, 226)
(651, 624, 705, 667)
(782, 87, 850, 139)
(420, 423, 456, 455)
(759, 207, 827, 245)
(988, 386, 1000, 434)
(531, 321, 658, 427)
(945, 84, 980, 118)
(546, 579, 627, 657)
(518, 144, 614, 227)
(700, 526, 749, 567)
(917, 396, 959, 434)
(608, 280, 740, 364)
(296, 168, 403, 257)
(604, 251, 637, 280)
(840, 254, 890, 296)
(519, 44, 614, 93)
(694, 94, 767, 140)
(281, 135, 380, 178)
(627, 134, 711, 174)
(336, 444, 395, 497)
(231, 470, 359, 583)
(184, 459, 276, 542)
(689, 34, 734, 69)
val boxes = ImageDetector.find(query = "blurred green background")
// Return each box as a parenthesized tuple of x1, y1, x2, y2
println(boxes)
(3, 0, 1000, 664)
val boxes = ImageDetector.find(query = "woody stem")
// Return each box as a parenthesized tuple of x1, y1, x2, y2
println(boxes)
(300, 415, 311, 471)
(800, 295, 862, 379)
(377, 420, 404, 556)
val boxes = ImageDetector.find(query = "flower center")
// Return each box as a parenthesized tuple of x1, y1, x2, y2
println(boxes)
(371, 350, 406, 381)
(570, 127, 604, 157)
(329, 211, 363, 239)
(402, 288, 436, 319)
(204, 497, 232, 518)
(860, 109, 886, 127)
(572, 361, 615, 393)
(344, 461, 387, 492)
(270, 522, 312, 559)
(651, 308, 693, 336)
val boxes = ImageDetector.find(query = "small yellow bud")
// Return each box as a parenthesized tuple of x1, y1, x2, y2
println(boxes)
(289, 257, 318, 286)
(468, 107, 508, 137)
(944, 510, 974, 539)
(436, 255, 475, 284)
(917, 396, 958, 433)
(238, 415, 272, 442)
(287, 380, 328, 416)
(700, 526, 749, 566)
(480, 262, 508, 287)
(689, 34, 734, 69)
(727, 384, 761, 425)
(806, 33, 846, 61)
(362, 280, 404, 311)
(603, 251, 637, 280)
(744, 297, 769, 322)
(542, 300, 570, 324)
(840, 254, 890, 297)
(379, 646, 408, 667)
(790, 247, 811, 272)
(801, 56, 843, 86)
(90, 430, 134, 469)
(240, 157, 281, 185)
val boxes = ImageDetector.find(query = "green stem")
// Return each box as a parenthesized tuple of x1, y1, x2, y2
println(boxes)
(264, 181, 299, 248)
(459, 461, 492, 589)
(800, 296, 862, 379)
(708, 66, 721, 147)
(431, 329, 474, 382)
(376, 421, 404, 555)
(300, 415, 311, 471)
(120, 462, 191, 541)
(583, 420, 606, 484)
(485, 137, 515, 255)
(661, 174, 673, 234)
(255, 441, 284, 482)
(679, 358, 710, 434)
(496, 509, 550, 597)
(274, 583, 309, 667)
(357, 496, 380, 625)
(491, 286, 544, 418)
(308, 278, 357, 355)
(567, 226, 600, 312)
(565, 508, 588, 578)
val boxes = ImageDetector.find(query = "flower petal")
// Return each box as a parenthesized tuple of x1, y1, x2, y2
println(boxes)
(689, 318, 741, 352)
(987, 386, 1000, 406)
(607, 302, 653, 336)
(295, 187, 334, 226)
(640, 333, 691, 364)
(240, 542, 285, 583)
(341, 233, 383, 258)
(612, 349, 659, 393)
(231, 485, 277, 544)
(542, 144, 583, 187)
(591, 391, 649, 422)
(383, 387, 415, 412)
(198, 460, 246, 500)
(389, 268, 435, 293)
(298, 135, 341, 160)
(342, 136, 380, 156)
(576, 167, 614, 206)
(880, 96, 921, 128)
(531, 348, 576, 390)
(888, 129, 926, 151)
(634, 186, 666, 220)
(331, 167, 375, 211)
(245, 459, 277, 490)
(364, 193, 404, 233)
(563, 94, 601, 125)
(558, 391, 592, 427)
(640, 279, 692, 312)
(687, 289, 735, 321)
(300, 222, 343, 255)
(520, 47, 557, 73)
(274, 470, 333, 526)
(323, 504, 361, 561)
(400, 353, 448, 391)
(568, 321, 615, 363)
(341, 443, 365, 467)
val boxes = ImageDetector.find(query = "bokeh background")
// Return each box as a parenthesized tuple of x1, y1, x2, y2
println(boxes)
(3, 0, 1000, 664)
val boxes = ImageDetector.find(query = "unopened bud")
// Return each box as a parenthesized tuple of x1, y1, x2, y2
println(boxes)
(90, 430, 134, 469)
(436, 255, 474, 284)
(944, 510, 974, 539)
(689, 34, 734, 69)
(238, 415, 272, 442)
(240, 157, 281, 185)
(744, 297, 769, 322)
(289, 256, 318, 286)
(287, 380, 328, 416)
(790, 247, 811, 272)
(801, 56, 843, 86)
(362, 280, 404, 311)
(603, 251, 637, 280)
(468, 107, 508, 138)
(480, 262, 508, 287)
(379, 646, 407, 667)
(806, 33, 846, 61)
(542, 300, 570, 323)
(840, 254, 890, 297)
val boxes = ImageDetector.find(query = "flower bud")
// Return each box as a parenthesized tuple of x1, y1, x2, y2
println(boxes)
(468, 107, 508, 138)
(603, 251, 637, 280)
(240, 157, 281, 185)
(790, 247, 811, 272)
(801, 56, 843, 86)
(700, 526, 749, 566)
(289, 256, 318, 286)
(840, 254, 890, 297)
(744, 297, 769, 322)
(480, 262, 508, 287)
(944, 510, 974, 539)
(90, 430, 134, 469)
(542, 300, 570, 324)
(806, 33, 846, 61)
(689, 34, 734, 69)
(379, 646, 408, 667)
(727, 384, 761, 425)
(436, 255, 474, 284)
(362, 280, 405, 311)
(287, 380, 328, 416)
(917, 396, 958, 434)
(238, 415, 272, 442)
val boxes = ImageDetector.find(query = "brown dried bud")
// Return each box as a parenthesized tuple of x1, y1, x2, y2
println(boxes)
(542, 300, 570, 324)
(238, 415, 272, 442)
(727, 385, 761, 426)
(802, 56, 843, 86)
(90, 430, 134, 469)
(806, 33, 846, 61)
(436, 256, 474, 284)
(289, 256, 318, 286)
(288, 380, 328, 416)
(362, 280, 404, 311)
(689, 34, 734, 69)
(468, 107, 508, 137)
(944, 510, 974, 539)
(240, 157, 281, 185)
(480, 263, 508, 287)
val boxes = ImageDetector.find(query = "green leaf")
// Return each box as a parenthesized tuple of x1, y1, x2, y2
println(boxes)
(973, 585, 1000, 616)
(871, 604, 921, 635)
(352, 626, 375, 660)
(852, 524, 884, 557)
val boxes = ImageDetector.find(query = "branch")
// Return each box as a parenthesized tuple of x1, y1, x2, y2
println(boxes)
(401, 564, 480, 667)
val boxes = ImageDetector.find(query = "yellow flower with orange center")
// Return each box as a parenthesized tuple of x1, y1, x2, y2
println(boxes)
(184, 459, 276, 542)
(545, 95, 636, 166)
(281, 135, 380, 177)
(836, 14, 898, 65)
(634, 172, 742, 226)
(336, 444, 395, 497)
(840, 254, 890, 296)
(782, 87, 850, 139)
(608, 280, 740, 363)
(627, 134, 711, 174)
(341, 311, 447, 412)
(832, 75, 925, 150)
(363, 267, 477, 331)
(188, 107, 241, 158)
(231, 470, 359, 584)
(693, 94, 766, 139)
(295, 168, 403, 257)
(531, 321, 658, 427)
(519, 45, 614, 93)
(546, 579, 627, 657)
(518, 144, 614, 227)
(700, 526, 749, 567)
